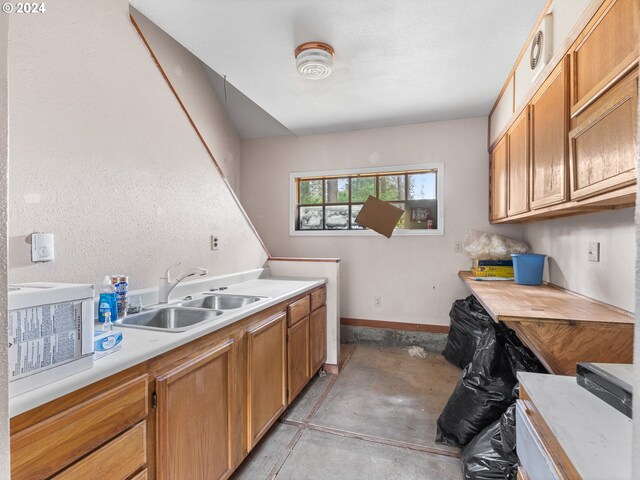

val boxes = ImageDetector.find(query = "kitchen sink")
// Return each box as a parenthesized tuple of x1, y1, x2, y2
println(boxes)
(116, 307, 223, 332)
(176, 294, 265, 310)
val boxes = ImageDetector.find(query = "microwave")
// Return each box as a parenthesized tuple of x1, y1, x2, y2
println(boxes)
(8, 282, 95, 397)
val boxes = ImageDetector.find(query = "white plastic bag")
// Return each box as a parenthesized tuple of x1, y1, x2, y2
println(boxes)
(464, 230, 531, 260)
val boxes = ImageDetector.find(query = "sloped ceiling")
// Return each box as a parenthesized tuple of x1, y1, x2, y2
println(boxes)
(131, 0, 545, 137)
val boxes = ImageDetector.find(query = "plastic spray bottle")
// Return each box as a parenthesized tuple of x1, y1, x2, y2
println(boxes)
(98, 276, 118, 323)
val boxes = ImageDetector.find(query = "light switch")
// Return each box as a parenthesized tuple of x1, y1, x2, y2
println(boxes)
(588, 242, 600, 263)
(31, 233, 54, 262)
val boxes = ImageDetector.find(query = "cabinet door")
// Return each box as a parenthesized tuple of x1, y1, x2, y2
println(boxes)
(246, 313, 287, 450)
(570, 0, 639, 114)
(569, 69, 638, 200)
(287, 316, 310, 403)
(490, 136, 508, 221)
(156, 339, 235, 480)
(530, 59, 569, 209)
(309, 305, 327, 374)
(507, 107, 530, 216)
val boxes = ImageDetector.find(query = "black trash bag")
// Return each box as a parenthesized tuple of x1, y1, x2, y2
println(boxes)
(494, 386, 519, 462)
(460, 401, 518, 480)
(443, 295, 494, 369)
(436, 324, 517, 447)
(496, 324, 547, 377)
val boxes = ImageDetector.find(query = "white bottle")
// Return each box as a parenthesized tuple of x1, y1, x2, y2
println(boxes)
(103, 310, 114, 332)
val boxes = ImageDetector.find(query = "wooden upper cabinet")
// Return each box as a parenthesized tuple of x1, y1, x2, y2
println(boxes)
(287, 316, 310, 403)
(570, 0, 639, 114)
(246, 313, 287, 451)
(490, 136, 508, 221)
(507, 107, 530, 216)
(530, 59, 569, 209)
(155, 339, 235, 480)
(569, 68, 638, 200)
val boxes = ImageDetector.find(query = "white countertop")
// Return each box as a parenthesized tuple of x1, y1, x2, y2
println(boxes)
(518, 372, 632, 480)
(10, 275, 325, 417)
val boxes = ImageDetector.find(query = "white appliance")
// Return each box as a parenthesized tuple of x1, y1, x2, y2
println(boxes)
(530, 12, 554, 83)
(8, 282, 95, 397)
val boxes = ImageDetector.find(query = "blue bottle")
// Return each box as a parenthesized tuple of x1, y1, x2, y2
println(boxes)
(98, 276, 118, 323)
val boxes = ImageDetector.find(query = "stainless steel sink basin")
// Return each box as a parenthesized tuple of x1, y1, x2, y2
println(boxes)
(176, 294, 265, 310)
(116, 307, 223, 332)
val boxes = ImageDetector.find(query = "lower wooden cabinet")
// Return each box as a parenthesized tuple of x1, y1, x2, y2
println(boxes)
(53, 422, 147, 480)
(287, 316, 311, 403)
(10, 284, 327, 480)
(310, 305, 327, 374)
(130, 470, 149, 480)
(246, 312, 287, 450)
(11, 373, 148, 480)
(155, 338, 235, 480)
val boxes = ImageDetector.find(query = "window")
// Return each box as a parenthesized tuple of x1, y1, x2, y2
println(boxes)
(290, 163, 444, 236)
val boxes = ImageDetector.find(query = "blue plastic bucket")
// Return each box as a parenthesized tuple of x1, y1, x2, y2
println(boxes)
(511, 253, 546, 285)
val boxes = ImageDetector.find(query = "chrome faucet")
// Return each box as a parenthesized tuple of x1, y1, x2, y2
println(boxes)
(159, 263, 208, 304)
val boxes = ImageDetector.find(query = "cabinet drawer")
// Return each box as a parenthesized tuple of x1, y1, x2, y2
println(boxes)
(288, 295, 310, 326)
(131, 468, 149, 480)
(131, 470, 148, 480)
(310, 287, 326, 311)
(516, 401, 561, 480)
(53, 421, 147, 480)
(11, 374, 148, 479)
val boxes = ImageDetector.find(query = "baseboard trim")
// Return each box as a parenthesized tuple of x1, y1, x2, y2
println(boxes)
(341, 318, 449, 334)
(323, 363, 339, 374)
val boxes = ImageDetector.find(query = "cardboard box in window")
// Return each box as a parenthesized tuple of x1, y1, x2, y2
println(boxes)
(355, 196, 404, 238)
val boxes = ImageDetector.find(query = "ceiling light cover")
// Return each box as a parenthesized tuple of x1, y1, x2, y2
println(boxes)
(295, 42, 335, 80)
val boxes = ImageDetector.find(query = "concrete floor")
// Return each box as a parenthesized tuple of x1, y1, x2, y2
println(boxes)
(231, 344, 462, 480)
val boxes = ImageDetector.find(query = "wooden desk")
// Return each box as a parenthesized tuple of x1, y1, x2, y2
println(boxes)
(458, 271, 634, 375)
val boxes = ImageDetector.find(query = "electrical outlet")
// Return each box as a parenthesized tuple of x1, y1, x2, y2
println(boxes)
(454, 241, 463, 253)
(211, 234, 219, 251)
(588, 242, 600, 262)
(374, 296, 382, 308)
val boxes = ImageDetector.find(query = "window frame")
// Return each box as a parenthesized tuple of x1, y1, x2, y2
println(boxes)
(289, 163, 445, 236)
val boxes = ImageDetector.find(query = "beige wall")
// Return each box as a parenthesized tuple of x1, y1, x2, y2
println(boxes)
(523, 209, 636, 312)
(241, 117, 522, 326)
(0, 9, 9, 478)
(268, 260, 340, 365)
(7, 0, 268, 291)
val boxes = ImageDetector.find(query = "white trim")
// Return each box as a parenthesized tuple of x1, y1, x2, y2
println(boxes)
(289, 163, 445, 237)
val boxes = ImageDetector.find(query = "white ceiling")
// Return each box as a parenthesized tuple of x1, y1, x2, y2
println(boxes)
(131, 0, 546, 137)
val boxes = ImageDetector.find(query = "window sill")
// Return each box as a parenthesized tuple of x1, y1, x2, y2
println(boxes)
(289, 229, 444, 237)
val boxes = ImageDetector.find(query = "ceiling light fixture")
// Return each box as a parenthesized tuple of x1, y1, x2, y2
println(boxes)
(295, 42, 335, 80)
